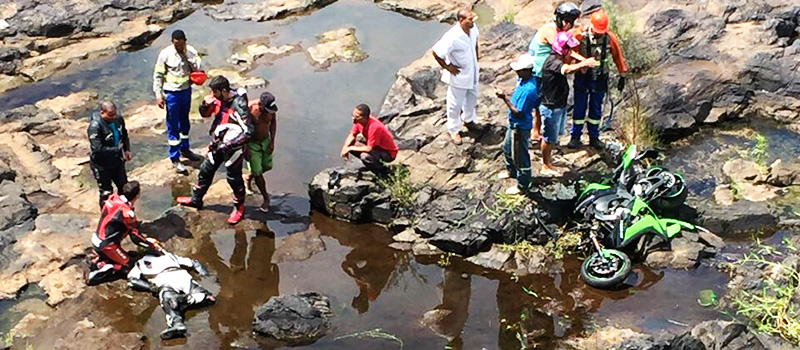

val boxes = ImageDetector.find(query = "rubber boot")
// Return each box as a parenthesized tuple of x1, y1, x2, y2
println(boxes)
(226, 203, 245, 225)
(589, 137, 604, 150)
(160, 316, 187, 340)
(176, 196, 203, 209)
(567, 137, 582, 149)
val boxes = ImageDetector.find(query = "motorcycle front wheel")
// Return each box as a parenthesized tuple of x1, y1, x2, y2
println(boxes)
(581, 249, 632, 289)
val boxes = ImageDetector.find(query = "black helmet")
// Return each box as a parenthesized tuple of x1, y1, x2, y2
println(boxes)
(554, 2, 581, 29)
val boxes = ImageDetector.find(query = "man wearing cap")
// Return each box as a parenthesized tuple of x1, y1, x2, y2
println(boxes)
(153, 29, 203, 174)
(494, 54, 538, 195)
(244, 92, 277, 212)
(568, 8, 628, 149)
(431, 9, 480, 145)
(539, 31, 597, 175)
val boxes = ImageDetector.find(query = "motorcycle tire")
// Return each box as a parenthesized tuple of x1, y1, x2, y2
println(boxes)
(652, 172, 688, 210)
(581, 249, 632, 289)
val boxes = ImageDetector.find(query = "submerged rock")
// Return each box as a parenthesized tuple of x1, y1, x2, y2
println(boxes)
(253, 292, 333, 346)
(306, 27, 367, 69)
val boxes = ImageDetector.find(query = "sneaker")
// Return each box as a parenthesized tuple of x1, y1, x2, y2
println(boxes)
(589, 138, 605, 150)
(227, 203, 245, 225)
(504, 186, 522, 195)
(176, 196, 203, 209)
(567, 138, 582, 149)
(172, 159, 188, 174)
(497, 171, 512, 180)
(449, 133, 462, 145)
(181, 150, 203, 162)
(160, 317, 187, 340)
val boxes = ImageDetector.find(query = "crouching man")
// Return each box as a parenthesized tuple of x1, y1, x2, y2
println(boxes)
(127, 252, 216, 340)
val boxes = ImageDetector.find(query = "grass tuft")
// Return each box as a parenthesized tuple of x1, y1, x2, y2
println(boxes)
(335, 328, 404, 349)
(377, 164, 417, 212)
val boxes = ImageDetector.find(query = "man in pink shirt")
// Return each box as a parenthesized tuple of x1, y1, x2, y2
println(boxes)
(340, 104, 399, 174)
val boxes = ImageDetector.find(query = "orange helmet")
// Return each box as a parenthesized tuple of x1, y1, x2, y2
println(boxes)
(190, 71, 208, 85)
(590, 9, 609, 34)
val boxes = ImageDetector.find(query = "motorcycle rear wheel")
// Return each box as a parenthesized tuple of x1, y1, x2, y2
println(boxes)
(581, 249, 632, 289)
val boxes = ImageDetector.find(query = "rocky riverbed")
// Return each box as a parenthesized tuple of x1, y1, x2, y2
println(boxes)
(0, 0, 799, 349)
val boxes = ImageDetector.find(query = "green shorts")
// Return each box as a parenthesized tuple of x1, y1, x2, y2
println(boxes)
(246, 136, 273, 176)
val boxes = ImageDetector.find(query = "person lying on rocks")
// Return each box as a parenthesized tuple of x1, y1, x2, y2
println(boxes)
(127, 251, 216, 340)
(339, 103, 399, 176)
(495, 53, 538, 195)
(88, 181, 163, 285)
(539, 31, 597, 176)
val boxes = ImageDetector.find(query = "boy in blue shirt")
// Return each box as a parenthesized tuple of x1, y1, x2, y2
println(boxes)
(494, 54, 539, 195)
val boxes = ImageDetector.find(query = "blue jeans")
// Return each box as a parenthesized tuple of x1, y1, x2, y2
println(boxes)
(503, 127, 531, 191)
(165, 88, 192, 160)
(571, 75, 605, 139)
(539, 105, 566, 145)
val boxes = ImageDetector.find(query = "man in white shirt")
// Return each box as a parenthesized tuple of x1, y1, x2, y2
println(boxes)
(432, 9, 480, 145)
(153, 30, 203, 173)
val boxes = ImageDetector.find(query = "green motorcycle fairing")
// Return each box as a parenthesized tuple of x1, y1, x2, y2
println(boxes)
(622, 145, 637, 170)
(578, 183, 612, 200)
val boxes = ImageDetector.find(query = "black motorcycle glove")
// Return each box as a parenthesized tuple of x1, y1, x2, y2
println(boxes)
(617, 76, 626, 92)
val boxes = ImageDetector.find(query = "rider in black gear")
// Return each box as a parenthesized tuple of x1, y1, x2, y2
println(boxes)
(88, 101, 131, 208)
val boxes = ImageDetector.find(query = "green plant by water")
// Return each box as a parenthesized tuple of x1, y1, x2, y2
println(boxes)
(377, 164, 417, 212)
(728, 239, 800, 344)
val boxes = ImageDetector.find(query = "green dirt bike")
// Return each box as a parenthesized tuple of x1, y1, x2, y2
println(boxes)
(573, 145, 698, 289)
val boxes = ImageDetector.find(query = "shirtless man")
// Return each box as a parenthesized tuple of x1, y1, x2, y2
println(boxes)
(244, 92, 277, 212)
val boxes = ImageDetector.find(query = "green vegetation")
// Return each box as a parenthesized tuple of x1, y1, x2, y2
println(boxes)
(603, 0, 656, 74)
(749, 133, 769, 167)
(503, 11, 516, 23)
(334, 328, 404, 349)
(377, 164, 417, 212)
(728, 240, 800, 345)
(2, 331, 14, 348)
(484, 192, 528, 218)
(617, 71, 660, 148)
(546, 230, 582, 260)
(437, 252, 455, 267)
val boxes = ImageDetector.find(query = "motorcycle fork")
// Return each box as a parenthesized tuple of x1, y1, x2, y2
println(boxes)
(590, 233, 606, 263)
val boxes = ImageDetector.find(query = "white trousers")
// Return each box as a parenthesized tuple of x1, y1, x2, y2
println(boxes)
(446, 85, 478, 134)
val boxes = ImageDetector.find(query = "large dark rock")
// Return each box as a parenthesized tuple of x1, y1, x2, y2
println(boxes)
(253, 292, 333, 346)
(429, 228, 491, 257)
(699, 200, 779, 235)
(308, 165, 391, 223)
(0, 180, 38, 269)
(690, 320, 770, 350)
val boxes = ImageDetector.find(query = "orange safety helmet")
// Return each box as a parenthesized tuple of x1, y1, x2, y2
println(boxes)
(190, 71, 208, 85)
(590, 9, 609, 34)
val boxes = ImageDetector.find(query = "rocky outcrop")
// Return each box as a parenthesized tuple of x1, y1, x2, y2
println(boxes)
(767, 158, 800, 187)
(253, 292, 333, 346)
(306, 27, 367, 69)
(373, 0, 474, 21)
(205, 0, 338, 22)
(0, 180, 37, 268)
(308, 164, 394, 224)
(631, 0, 800, 137)
(0, 0, 196, 93)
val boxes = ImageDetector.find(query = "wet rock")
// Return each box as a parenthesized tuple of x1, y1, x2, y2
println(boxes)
(698, 230, 725, 250)
(466, 245, 513, 271)
(392, 228, 419, 243)
(411, 239, 442, 256)
(371, 202, 393, 224)
(11, 313, 50, 338)
(414, 217, 447, 238)
(272, 227, 326, 264)
(713, 184, 735, 206)
(306, 27, 367, 69)
(699, 200, 778, 235)
(38, 265, 84, 306)
(0, 133, 59, 191)
(207, 66, 268, 90)
(512, 246, 555, 276)
(0, 213, 90, 299)
(123, 104, 166, 133)
(645, 236, 705, 269)
(429, 229, 490, 257)
(206, 0, 337, 22)
(308, 165, 390, 223)
(690, 320, 771, 350)
(253, 292, 333, 346)
(34, 90, 97, 118)
(56, 318, 146, 350)
(563, 326, 654, 350)
(0, 104, 56, 133)
(388, 217, 412, 233)
(767, 158, 800, 187)
(723, 158, 764, 183)
(228, 42, 298, 67)
(374, 0, 473, 21)
(0, 180, 37, 233)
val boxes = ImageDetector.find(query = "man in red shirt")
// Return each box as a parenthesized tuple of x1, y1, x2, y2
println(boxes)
(340, 104, 398, 174)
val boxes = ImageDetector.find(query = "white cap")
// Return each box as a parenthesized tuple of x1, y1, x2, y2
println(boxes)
(509, 53, 536, 71)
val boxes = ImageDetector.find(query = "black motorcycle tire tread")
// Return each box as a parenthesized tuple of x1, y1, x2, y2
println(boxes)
(581, 249, 632, 289)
